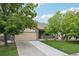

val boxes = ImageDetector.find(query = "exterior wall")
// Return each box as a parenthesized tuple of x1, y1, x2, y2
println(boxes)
(15, 29, 37, 41)
(15, 32, 37, 41)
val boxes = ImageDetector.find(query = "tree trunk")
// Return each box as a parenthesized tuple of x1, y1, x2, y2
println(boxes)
(65, 35, 68, 41)
(12, 35, 15, 43)
(13, 35, 15, 40)
(4, 33, 8, 46)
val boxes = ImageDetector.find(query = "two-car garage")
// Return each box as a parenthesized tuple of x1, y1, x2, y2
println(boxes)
(15, 29, 37, 41)
(15, 23, 46, 41)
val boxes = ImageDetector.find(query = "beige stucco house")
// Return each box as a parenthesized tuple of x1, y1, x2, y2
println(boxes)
(15, 23, 46, 41)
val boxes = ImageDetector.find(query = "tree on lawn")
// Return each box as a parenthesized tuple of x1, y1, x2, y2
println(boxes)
(45, 10, 79, 40)
(61, 11, 79, 40)
(0, 3, 38, 46)
(45, 11, 63, 39)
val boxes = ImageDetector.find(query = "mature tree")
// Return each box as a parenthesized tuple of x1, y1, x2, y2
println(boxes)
(0, 3, 38, 46)
(75, 11, 79, 36)
(61, 11, 79, 39)
(46, 10, 79, 40)
(45, 11, 63, 36)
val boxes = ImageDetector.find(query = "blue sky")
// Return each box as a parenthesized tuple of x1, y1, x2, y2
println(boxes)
(35, 3, 79, 23)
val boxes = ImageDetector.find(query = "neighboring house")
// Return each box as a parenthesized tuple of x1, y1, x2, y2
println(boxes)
(15, 23, 47, 41)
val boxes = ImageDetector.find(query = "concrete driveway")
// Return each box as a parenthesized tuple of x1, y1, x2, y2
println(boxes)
(16, 40, 68, 56)
(16, 41, 46, 56)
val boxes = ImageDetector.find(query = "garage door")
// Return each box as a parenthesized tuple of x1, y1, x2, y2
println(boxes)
(15, 29, 37, 41)
(15, 32, 37, 41)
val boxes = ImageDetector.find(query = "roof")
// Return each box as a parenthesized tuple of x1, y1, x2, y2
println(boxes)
(37, 23, 47, 30)
(24, 23, 47, 32)
(24, 29, 36, 32)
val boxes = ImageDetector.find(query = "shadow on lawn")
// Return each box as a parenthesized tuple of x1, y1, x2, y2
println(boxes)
(65, 40, 79, 44)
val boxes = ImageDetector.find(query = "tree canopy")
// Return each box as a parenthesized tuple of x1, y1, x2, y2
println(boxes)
(45, 11, 63, 35)
(0, 3, 38, 46)
(45, 10, 79, 39)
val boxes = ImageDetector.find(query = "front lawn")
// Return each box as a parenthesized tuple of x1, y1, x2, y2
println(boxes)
(0, 43, 18, 56)
(42, 40, 79, 54)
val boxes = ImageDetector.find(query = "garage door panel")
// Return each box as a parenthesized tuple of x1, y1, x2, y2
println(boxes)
(15, 32, 37, 41)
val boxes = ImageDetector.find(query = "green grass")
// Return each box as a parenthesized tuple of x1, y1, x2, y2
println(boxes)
(42, 40, 79, 54)
(0, 43, 18, 56)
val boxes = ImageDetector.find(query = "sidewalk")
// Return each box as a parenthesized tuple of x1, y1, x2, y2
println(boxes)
(16, 41, 68, 56)
(30, 41, 68, 56)
(16, 41, 46, 56)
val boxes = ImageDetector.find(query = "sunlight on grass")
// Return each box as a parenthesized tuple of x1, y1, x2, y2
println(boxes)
(42, 40, 79, 54)
(0, 44, 18, 56)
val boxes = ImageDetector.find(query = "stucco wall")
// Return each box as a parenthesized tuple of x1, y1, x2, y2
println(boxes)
(15, 32, 37, 41)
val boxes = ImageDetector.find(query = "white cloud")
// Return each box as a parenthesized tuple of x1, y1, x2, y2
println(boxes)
(41, 14, 53, 20)
(35, 7, 79, 23)
(35, 14, 53, 23)
(60, 10, 67, 14)
(61, 7, 79, 14)
(69, 7, 79, 11)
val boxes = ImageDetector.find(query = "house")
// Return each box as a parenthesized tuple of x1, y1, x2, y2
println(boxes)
(15, 23, 47, 41)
